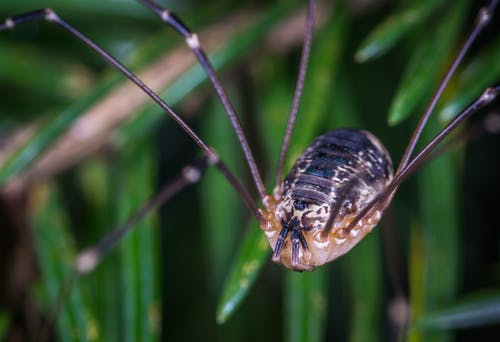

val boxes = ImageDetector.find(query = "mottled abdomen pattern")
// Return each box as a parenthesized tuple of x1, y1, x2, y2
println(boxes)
(264, 128, 393, 271)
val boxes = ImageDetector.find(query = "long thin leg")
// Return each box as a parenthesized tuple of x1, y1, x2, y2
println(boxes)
(75, 157, 209, 274)
(0, 8, 262, 222)
(346, 1, 499, 231)
(36, 156, 210, 341)
(137, 0, 268, 200)
(395, 0, 498, 174)
(347, 86, 499, 232)
(275, 0, 316, 187)
(383, 87, 499, 206)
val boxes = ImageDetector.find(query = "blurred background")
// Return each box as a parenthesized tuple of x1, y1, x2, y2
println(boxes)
(0, 0, 499, 340)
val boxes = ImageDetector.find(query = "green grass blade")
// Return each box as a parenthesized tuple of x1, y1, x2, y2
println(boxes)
(75, 159, 119, 341)
(355, 0, 443, 63)
(114, 138, 159, 340)
(0, 80, 115, 185)
(416, 291, 500, 330)
(285, 270, 327, 342)
(31, 183, 92, 341)
(388, 0, 468, 125)
(0, 311, 10, 340)
(0, 41, 88, 103)
(410, 150, 460, 342)
(200, 99, 245, 288)
(216, 221, 270, 324)
(0, 0, 152, 19)
(409, 219, 425, 341)
(438, 37, 500, 122)
(346, 232, 383, 341)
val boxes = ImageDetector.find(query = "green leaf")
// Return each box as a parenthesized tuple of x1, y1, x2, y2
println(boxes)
(114, 138, 159, 340)
(346, 232, 383, 341)
(0, 0, 152, 19)
(355, 0, 443, 63)
(388, 0, 468, 125)
(0, 311, 11, 341)
(0, 79, 117, 186)
(31, 183, 93, 341)
(409, 110, 461, 342)
(216, 222, 270, 324)
(200, 97, 245, 288)
(285, 270, 328, 342)
(438, 37, 500, 122)
(416, 291, 500, 330)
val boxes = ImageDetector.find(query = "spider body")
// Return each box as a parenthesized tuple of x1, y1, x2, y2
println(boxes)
(263, 128, 393, 270)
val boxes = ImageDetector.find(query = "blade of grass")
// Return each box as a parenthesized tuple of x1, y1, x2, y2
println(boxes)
(388, 0, 468, 125)
(404, 2, 469, 341)
(416, 290, 500, 330)
(0, 79, 116, 185)
(285, 270, 328, 342)
(408, 218, 425, 342)
(438, 37, 500, 122)
(0, 41, 90, 102)
(75, 158, 120, 341)
(200, 97, 245, 288)
(31, 182, 93, 341)
(216, 221, 270, 324)
(410, 136, 461, 342)
(0, 311, 9, 340)
(114, 137, 160, 340)
(0, 0, 153, 19)
(355, 0, 443, 63)
(346, 232, 383, 341)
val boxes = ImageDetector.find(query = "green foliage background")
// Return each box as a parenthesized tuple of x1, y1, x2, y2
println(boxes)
(0, 0, 499, 340)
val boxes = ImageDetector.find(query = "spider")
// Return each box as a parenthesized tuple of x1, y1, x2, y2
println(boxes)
(0, 0, 499, 340)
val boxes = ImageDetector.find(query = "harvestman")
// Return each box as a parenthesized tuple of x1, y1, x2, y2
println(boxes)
(0, 0, 499, 315)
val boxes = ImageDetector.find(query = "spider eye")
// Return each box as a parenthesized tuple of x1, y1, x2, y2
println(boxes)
(293, 200, 307, 210)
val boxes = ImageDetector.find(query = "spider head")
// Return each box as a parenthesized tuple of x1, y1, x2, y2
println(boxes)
(261, 196, 385, 271)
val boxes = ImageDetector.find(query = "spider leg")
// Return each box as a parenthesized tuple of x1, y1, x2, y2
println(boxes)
(272, 223, 290, 262)
(395, 0, 499, 174)
(346, 0, 499, 231)
(275, 0, 316, 187)
(348, 86, 500, 232)
(290, 228, 301, 267)
(33, 156, 209, 340)
(0, 7, 262, 221)
(137, 0, 267, 200)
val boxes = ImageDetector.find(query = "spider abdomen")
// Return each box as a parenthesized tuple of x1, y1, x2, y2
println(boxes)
(265, 128, 393, 271)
